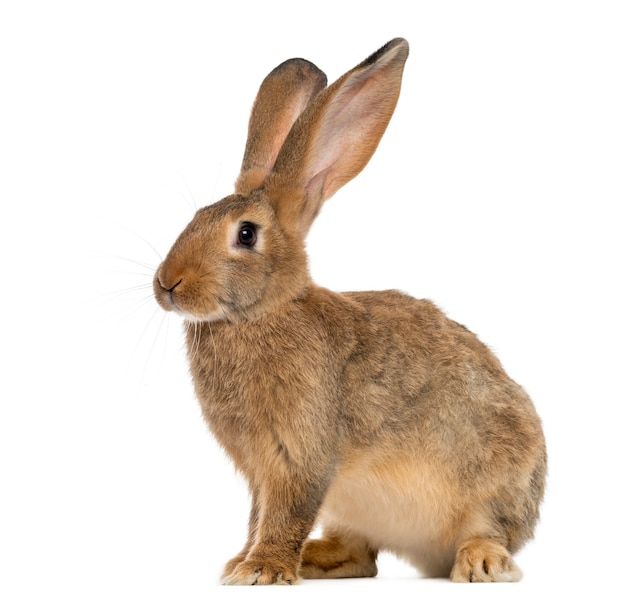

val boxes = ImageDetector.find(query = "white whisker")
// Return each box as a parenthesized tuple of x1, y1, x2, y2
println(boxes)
(106, 222, 163, 263)
(172, 168, 199, 214)
(102, 283, 154, 301)
(192, 321, 202, 367)
(209, 162, 224, 203)
(121, 304, 162, 383)
(97, 251, 158, 273)
(140, 308, 170, 386)
(207, 321, 218, 391)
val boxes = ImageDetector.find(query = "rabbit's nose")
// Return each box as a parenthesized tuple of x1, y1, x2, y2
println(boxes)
(162, 275, 183, 293)
(154, 266, 184, 311)
(155, 264, 182, 291)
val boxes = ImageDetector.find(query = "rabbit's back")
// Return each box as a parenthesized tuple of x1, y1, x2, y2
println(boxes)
(341, 289, 542, 449)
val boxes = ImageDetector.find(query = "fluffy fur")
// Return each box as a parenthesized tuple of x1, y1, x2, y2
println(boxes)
(153, 38, 546, 585)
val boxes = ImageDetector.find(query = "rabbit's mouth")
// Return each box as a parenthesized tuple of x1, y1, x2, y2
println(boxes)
(153, 268, 226, 322)
(153, 269, 184, 313)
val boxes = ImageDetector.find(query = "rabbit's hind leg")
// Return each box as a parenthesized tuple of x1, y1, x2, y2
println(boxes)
(299, 528, 378, 579)
(450, 538, 522, 583)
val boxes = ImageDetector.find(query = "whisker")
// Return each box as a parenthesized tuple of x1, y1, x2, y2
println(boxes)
(191, 321, 202, 367)
(105, 222, 164, 263)
(140, 308, 170, 386)
(207, 321, 218, 389)
(172, 168, 199, 214)
(189, 322, 197, 366)
(209, 161, 224, 203)
(97, 251, 158, 273)
(100, 283, 154, 301)
(110, 295, 156, 324)
(95, 280, 154, 308)
(184, 320, 193, 365)
(121, 304, 162, 383)
(104, 270, 154, 281)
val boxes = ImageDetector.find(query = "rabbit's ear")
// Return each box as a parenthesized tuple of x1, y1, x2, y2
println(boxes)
(235, 59, 327, 195)
(265, 38, 409, 235)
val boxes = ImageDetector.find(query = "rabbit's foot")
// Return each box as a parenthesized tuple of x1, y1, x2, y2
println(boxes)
(300, 531, 377, 579)
(450, 538, 522, 583)
(223, 557, 299, 585)
(221, 550, 248, 582)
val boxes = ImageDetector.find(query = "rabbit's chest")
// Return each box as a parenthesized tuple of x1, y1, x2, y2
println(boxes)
(188, 321, 342, 475)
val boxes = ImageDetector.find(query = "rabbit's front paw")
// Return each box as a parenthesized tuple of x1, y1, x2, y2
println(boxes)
(221, 551, 248, 581)
(223, 558, 298, 585)
(450, 538, 522, 583)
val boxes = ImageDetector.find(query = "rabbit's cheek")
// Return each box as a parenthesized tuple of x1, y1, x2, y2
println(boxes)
(220, 264, 267, 311)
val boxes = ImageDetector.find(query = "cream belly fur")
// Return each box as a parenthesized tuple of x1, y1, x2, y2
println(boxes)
(318, 452, 463, 576)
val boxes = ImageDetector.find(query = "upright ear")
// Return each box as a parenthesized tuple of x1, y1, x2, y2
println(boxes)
(235, 58, 327, 195)
(264, 38, 409, 235)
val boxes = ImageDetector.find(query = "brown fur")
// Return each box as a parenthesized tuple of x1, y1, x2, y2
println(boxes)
(153, 38, 546, 585)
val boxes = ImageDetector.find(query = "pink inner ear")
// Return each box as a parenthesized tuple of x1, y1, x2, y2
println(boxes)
(303, 73, 397, 202)
(266, 39, 408, 235)
(236, 58, 327, 195)
(302, 168, 331, 224)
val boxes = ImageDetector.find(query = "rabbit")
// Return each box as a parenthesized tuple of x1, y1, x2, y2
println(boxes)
(153, 38, 547, 585)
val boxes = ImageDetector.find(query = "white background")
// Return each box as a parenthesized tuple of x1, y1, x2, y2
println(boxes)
(1, 1, 624, 601)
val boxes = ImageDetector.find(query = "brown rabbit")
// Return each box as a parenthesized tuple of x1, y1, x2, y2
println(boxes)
(153, 38, 546, 585)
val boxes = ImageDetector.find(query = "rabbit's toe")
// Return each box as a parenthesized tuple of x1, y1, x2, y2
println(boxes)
(450, 538, 522, 583)
(223, 558, 298, 585)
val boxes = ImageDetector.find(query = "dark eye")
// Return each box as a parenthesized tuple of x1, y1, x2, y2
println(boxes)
(238, 222, 257, 248)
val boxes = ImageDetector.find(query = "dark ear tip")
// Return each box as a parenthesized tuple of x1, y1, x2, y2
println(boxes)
(360, 37, 409, 69)
(268, 58, 327, 89)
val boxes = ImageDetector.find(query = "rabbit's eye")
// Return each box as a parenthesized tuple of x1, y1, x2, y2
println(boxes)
(238, 222, 257, 248)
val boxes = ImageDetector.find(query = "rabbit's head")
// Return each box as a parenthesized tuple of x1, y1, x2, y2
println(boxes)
(153, 190, 311, 322)
(154, 39, 409, 322)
